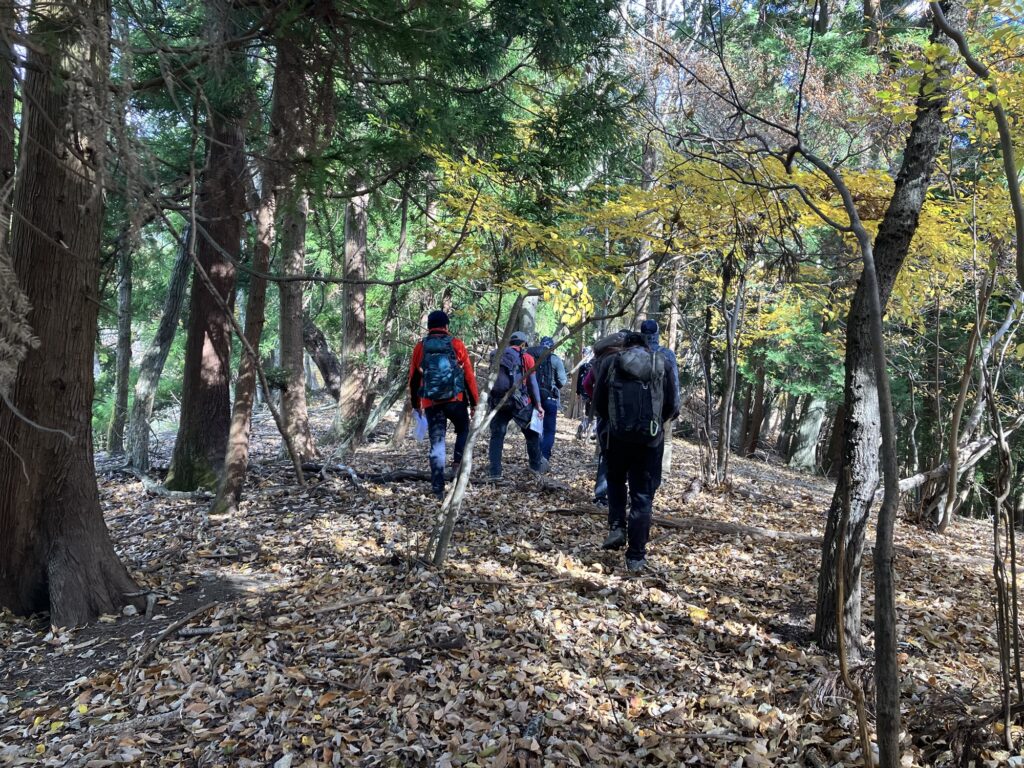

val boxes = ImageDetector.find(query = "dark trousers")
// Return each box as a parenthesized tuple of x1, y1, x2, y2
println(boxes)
(594, 418, 608, 501)
(488, 405, 543, 476)
(540, 396, 559, 460)
(606, 438, 663, 561)
(426, 400, 470, 494)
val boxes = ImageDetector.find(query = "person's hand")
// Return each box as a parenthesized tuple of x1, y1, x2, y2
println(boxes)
(470, 407, 476, 419)
(418, 407, 425, 418)
(537, 408, 545, 419)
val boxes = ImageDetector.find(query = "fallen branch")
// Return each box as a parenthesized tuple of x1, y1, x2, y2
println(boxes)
(120, 466, 213, 500)
(133, 601, 220, 669)
(177, 624, 237, 637)
(311, 592, 399, 615)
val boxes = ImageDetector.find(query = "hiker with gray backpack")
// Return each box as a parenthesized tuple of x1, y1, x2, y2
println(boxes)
(592, 331, 679, 572)
(408, 310, 480, 499)
(487, 331, 548, 479)
(526, 336, 568, 462)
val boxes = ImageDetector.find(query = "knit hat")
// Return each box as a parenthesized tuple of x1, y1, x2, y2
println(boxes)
(427, 309, 450, 328)
(509, 330, 530, 346)
(540, 336, 555, 348)
(640, 319, 659, 335)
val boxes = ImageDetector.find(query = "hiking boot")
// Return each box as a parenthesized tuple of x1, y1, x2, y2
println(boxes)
(487, 471, 502, 481)
(593, 496, 608, 508)
(531, 458, 550, 476)
(602, 527, 626, 550)
(626, 558, 646, 573)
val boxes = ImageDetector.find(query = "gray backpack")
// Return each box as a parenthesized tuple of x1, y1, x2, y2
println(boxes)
(608, 346, 665, 445)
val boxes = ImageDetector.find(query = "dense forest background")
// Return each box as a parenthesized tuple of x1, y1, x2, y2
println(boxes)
(2, 0, 1024, 765)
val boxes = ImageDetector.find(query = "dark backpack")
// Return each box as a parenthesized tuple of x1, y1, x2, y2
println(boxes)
(419, 334, 465, 402)
(607, 346, 665, 445)
(527, 346, 556, 399)
(577, 361, 592, 396)
(490, 346, 529, 410)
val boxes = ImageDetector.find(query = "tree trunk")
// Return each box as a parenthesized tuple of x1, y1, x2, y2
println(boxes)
(279, 190, 316, 459)
(789, 397, 826, 472)
(634, 138, 657, 323)
(814, 10, 958, 654)
(814, 0, 829, 34)
(716, 266, 744, 484)
(107, 246, 132, 454)
(518, 294, 539, 338)
(742, 359, 766, 456)
(126, 232, 191, 470)
(776, 393, 799, 458)
(332, 185, 373, 446)
(0, 0, 141, 625)
(0, 0, 30, 401)
(165, 117, 245, 490)
(303, 314, 342, 401)
(823, 402, 846, 479)
(863, 0, 881, 50)
(665, 263, 682, 358)
(274, 38, 315, 462)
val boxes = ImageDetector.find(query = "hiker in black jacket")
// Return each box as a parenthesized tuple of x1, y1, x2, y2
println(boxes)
(592, 332, 679, 572)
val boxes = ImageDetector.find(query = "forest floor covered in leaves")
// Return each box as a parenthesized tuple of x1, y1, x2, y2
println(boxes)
(0, 403, 1020, 767)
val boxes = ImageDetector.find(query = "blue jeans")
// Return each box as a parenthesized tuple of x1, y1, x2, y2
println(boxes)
(606, 438, 663, 561)
(426, 400, 470, 495)
(488, 405, 543, 477)
(541, 397, 559, 460)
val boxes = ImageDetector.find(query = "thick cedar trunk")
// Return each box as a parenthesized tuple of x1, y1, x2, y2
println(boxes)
(789, 397, 826, 472)
(107, 247, 132, 453)
(776, 393, 799, 458)
(0, 0, 30, 399)
(303, 315, 342, 401)
(333, 186, 373, 445)
(165, 118, 245, 490)
(215, 33, 304, 511)
(0, 0, 141, 625)
(279, 190, 316, 459)
(814, 10, 957, 654)
(275, 39, 315, 461)
(126, 234, 191, 470)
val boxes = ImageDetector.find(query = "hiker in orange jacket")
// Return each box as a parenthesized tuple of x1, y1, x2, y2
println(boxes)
(408, 310, 479, 498)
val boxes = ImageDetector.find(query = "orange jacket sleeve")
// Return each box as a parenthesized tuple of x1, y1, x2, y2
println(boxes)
(453, 338, 479, 408)
(408, 340, 424, 410)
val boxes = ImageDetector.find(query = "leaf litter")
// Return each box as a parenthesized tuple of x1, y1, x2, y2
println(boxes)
(0, 408, 1020, 766)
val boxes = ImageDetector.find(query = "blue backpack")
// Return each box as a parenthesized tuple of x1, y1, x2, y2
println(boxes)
(419, 335, 465, 402)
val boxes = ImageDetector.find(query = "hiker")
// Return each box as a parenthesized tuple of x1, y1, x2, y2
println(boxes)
(575, 347, 594, 440)
(593, 331, 679, 572)
(408, 310, 479, 499)
(582, 331, 627, 505)
(488, 331, 547, 479)
(526, 336, 568, 461)
(639, 319, 680, 484)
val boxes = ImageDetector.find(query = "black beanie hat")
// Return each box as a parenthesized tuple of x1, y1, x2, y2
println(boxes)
(427, 310, 450, 328)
